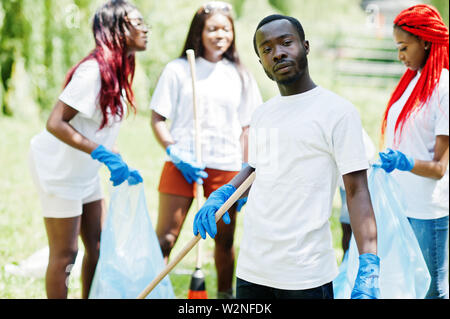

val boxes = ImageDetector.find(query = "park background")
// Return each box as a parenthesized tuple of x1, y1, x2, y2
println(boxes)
(0, 0, 448, 298)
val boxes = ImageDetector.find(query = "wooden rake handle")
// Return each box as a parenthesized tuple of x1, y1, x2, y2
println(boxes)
(185, 49, 201, 162)
(186, 49, 204, 269)
(137, 171, 256, 299)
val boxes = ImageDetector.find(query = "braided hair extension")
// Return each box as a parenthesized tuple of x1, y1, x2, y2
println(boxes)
(380, 4, 449, 147)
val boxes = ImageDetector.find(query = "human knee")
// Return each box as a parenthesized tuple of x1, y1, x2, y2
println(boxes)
(158, 233, 177, 255)
(84, 240, 100, 258)
(49, 248, 78, 271)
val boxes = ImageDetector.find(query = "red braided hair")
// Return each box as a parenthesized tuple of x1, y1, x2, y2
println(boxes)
(380, 4, 449, 147)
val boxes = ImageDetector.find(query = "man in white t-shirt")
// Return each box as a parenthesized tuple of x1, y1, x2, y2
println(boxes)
(193, 14, 380, 299)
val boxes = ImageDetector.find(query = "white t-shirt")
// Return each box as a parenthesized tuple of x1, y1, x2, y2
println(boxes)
(237, 86, 370, 290)
(338, 128, 375, 189)
(385, 69, 449, 219)
(150, 57, 262, 171)
(30, 59, 123, 200)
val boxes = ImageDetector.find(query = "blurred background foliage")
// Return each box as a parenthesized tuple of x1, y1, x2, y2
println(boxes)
(0, 0, 447, 143)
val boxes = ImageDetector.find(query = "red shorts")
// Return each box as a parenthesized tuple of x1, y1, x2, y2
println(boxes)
(158, 161, 239, 198)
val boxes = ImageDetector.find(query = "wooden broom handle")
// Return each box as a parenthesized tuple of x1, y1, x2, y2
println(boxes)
(186, 49, 204, 269)
(137, 171, 256, 299)
(186, 49, 201, 163)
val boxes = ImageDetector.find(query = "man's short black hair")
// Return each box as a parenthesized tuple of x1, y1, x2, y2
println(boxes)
(253, 14, 305, 56)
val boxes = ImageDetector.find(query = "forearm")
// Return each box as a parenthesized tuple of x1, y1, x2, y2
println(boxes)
(46, 101, 98, 154)
(411, 147, 449, 179)
(347, 188, 377, 255)
(151, 111, 175, 149)
(47, 120, 98, 154)
(343, 170, 377, 256)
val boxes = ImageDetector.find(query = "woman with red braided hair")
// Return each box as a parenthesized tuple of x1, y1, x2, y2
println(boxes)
(29, 0, 148, 298)
(378, 4, 449, 299)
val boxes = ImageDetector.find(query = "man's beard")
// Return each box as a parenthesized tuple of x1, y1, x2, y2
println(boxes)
(277, 71, 302, 85)
(266, 54, 308, 85)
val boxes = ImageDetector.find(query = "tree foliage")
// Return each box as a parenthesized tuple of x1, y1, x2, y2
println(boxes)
(267, 0, 289, 14)
(0, 0, 446, 118)
(0, 0, 31, 115)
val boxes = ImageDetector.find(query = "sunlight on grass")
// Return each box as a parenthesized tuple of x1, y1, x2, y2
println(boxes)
(0, 112, 347, 298)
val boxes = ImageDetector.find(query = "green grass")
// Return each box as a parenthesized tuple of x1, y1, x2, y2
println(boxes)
(0, 110, 345, 299)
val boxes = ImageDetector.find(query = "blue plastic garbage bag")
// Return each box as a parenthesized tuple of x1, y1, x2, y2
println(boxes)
(333, 165, 430, 299)
(89, 182, 175, 299)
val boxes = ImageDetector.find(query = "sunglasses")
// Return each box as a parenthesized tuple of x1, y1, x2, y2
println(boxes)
(202, 1, 232, 14)
(125, 17, 150, 32)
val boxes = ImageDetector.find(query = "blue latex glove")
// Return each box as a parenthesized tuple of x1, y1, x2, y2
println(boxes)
(91, 145, 137, 186)
(379, 148, 414, 173)
(193, 184, 236, 239)
(127, 169, 143, 185)
(236, 197, 247, 212)
(166, 144, 208, 184)
(351, 253, 381, 299)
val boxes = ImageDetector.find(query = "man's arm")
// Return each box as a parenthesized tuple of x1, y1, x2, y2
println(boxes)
(229, 164, 255, 199)
(343, 169, 381, 299)
(342, 169, 377, 255)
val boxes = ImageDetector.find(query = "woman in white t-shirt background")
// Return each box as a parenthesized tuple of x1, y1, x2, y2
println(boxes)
(378, 4, 449, 299)
(29, 0, 148, 299)
(150, 1, 262, 298)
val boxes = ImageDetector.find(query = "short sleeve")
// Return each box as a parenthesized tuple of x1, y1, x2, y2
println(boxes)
(247, 107, 263, 169)
(248, 126, 257, 168)
(435, 90, 449, 136)
(58, 60, 101, 118)
(237, 71, 263, 127)
(149, 63, 180, 119)
(332, 108, 370, 176)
